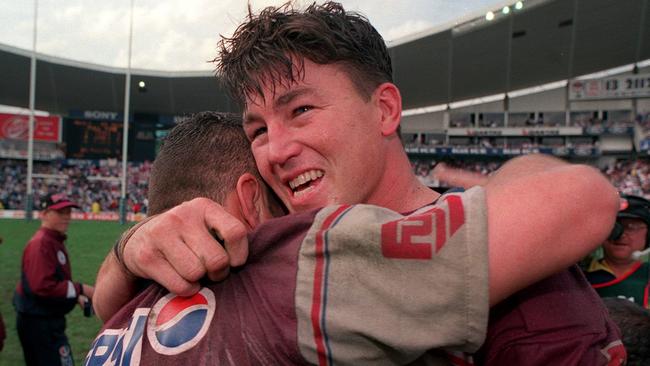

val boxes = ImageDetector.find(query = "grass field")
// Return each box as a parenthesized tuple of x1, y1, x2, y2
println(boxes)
(0, 219, 132, 366)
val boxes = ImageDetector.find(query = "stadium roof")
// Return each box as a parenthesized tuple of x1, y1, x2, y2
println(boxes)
(1, 0, 648, 117)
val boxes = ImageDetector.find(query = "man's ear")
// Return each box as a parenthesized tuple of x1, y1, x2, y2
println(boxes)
(235, 173, 265, 230)
(375, 82, 402, 136)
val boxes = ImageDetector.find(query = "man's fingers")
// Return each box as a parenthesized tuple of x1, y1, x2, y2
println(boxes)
(207, 265, 230, 282)
(146, 258, 201, 296)
(432, 163, 488, 188)
(203, 199, 249, 267)
(120, 197, 247, 291)
(159, 238, 213, 283)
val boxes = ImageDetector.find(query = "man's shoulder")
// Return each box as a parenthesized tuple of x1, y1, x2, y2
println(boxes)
(247, 209, 322, 260)
(24, 228, 53, 252)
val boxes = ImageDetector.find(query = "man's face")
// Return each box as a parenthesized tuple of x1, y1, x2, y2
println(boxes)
(603, 217, 647, 263)
(242, 60, 388, 213)
(42, 207, 72, 234)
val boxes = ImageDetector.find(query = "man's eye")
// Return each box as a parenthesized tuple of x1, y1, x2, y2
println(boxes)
(251, 127, 267, 139)
(293, 105, 313, 116)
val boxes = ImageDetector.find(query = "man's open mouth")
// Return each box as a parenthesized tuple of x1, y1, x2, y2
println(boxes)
(289, 170, 324, 197)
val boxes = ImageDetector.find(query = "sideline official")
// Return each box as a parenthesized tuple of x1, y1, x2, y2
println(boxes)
(13, 193, 94, 366)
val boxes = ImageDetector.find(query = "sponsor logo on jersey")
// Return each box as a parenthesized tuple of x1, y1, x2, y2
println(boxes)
(57, 250, 67, 265)
(85, 308, 148, 366)
(147, 288, 215, 355)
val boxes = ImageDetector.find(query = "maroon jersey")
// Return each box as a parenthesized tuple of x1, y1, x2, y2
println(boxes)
(86, 189, 490, 365)
(14, 227, 82, 316)
(475, 265, 626, 366)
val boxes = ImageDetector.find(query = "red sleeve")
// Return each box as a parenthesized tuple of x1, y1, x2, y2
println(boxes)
(22, 238, 75, 299)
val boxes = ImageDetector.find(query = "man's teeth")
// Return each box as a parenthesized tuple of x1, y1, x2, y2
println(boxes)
(289, 170, 323, 190)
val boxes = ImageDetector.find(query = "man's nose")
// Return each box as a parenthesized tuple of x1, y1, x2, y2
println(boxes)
(266, 124, 301, 166)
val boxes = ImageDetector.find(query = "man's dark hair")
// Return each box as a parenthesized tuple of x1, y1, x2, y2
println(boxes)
(215, 1, 392, 105)
(148, 111, 259, 215)
(602, 297, 650, 365)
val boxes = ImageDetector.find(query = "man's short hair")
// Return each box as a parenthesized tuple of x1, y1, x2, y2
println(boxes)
(215, 1, 392, 105)
(148, 111, 259, 215)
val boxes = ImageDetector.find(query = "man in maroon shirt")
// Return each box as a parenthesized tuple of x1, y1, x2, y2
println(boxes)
(94, 2, 623, 365)
(90, 112, 623, 365)
(13, 193, 95, 366)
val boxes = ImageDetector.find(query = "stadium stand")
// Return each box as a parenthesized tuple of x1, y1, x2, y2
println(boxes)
(412, 157, 650, 200)
(0, 0, 648, 221)
(0, 159, 149, 213)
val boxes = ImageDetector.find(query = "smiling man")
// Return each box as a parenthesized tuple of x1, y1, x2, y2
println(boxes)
(94, 2, 623, 365)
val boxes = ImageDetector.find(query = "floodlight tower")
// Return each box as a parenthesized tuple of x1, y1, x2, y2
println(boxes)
(25, 0, 38, 221)
(120, 0, 135, 225)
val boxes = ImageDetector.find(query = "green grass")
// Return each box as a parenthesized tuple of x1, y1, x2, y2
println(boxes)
(0, 219, 132, 366)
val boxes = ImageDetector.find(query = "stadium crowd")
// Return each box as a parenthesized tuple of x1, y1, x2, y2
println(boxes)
(2, 156, 650, 212)
(0, 159, 150, 213)
(413, 157, 650, 199)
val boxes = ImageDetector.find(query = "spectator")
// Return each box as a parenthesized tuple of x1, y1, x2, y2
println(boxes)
(13, 193, 95, 366)
(0, 159, 150, 213)
(91, 200, 101, 214)
(586, 195, 650, 308)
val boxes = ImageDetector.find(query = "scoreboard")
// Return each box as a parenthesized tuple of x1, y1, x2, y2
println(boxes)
(64, 118, 123, 159)
(63, 112, 158, 161)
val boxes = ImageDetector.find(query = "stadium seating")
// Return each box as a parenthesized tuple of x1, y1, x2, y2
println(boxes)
(0, 159, 150, 213)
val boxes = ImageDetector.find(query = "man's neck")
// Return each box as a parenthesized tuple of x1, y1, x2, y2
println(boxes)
(365, 146, 440, 213)
(41, 222, 64, 235)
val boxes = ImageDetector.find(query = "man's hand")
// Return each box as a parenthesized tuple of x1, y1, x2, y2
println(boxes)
(431, 162, 488, 188)
(121, 197, 248, 296)
(77, 294, 89, 309)
(82, 284, 95, 299)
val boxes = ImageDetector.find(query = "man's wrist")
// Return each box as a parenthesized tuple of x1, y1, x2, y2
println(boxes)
(113, 214, 157, 278)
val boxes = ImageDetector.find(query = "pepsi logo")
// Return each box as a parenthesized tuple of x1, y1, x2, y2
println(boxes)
(1, 116, 29, 140)
(147, 288, 215, 355)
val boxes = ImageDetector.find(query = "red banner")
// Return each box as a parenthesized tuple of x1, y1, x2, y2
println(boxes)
(0, 113, 61, 142)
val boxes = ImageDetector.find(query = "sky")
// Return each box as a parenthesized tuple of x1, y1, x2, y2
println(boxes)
(0, 0, 512, 72)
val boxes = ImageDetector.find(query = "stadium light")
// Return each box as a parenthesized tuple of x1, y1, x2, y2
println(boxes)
(486, 11, 495, 21)
(502, 6, 510, 14)
(515, 1, 523, 10)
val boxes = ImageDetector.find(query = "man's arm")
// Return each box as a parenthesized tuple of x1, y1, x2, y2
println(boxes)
(435, 154, 619, 304)
(432, 162, 489, 188)
(93, 198, 248, 321)
(93, 252, 139, 322)
(95, 156, 617, 319)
